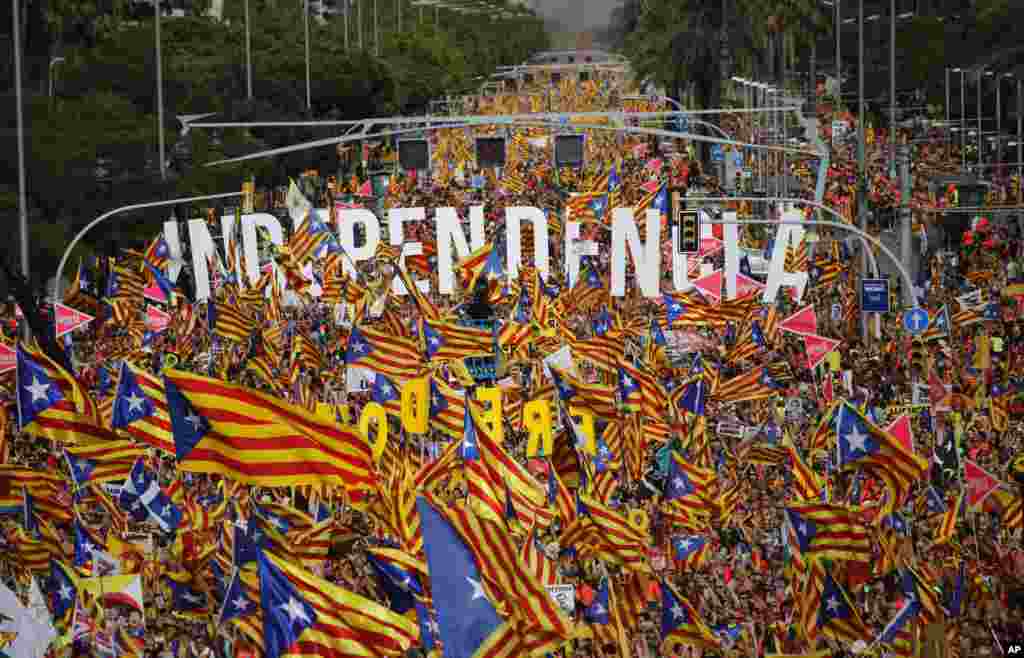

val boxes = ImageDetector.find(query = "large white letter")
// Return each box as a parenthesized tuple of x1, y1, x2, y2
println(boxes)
(163, 220, 185, 284)
(219, 214, 245, 285)
(434, 206, 484, 295)
(240, 213, 284, 286)
(671, 226, 692, 292)
(188, 219, 219, 301)
(337, 208, 381, 278)
(565, 220, 598, 288)
(611, 208, 662, 297)
(388, 207, 429, 295)
(505, 206, 550, 280)
(762, 208, 808, 303)
(721, 210, 741, 300)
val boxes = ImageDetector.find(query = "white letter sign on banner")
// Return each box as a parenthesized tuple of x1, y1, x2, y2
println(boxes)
(611, 208, 661, 297)
(720, 210, 741, 300)
(505, 206, 550, 280)
(564, 219, 598, 288)
(166, 203, 818, 300)
(671, 225, 693, 292)
(762, 208, 808, 303)
(162, 220, 185, 285)
(240, 213, 285, 286)
(387, 207, 429, 296)
(187, 219, 219, 301)
(337, 208, 381, 278)
(435, 206, 484, 295)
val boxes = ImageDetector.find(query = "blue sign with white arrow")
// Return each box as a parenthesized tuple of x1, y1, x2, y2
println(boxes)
(903, 308, 929, 335)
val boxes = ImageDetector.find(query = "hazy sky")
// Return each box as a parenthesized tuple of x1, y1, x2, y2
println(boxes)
(532, 0, 618, 30)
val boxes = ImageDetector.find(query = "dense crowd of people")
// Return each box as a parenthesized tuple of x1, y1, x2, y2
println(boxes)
(0, 70, 1022, 658)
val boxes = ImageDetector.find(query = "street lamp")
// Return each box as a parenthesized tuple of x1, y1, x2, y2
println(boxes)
(48, 56, 65, 100)
(13, 0, 30, 283)
(156, 0, 166, 180)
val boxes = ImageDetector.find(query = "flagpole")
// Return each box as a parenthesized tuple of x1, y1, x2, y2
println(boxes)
(215, 565, 238, 626)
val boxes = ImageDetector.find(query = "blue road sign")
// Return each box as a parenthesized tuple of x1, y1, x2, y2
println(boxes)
(861, 278, 890, 314)
(904, 308, 929, 335)
(711, 144, 724, 162)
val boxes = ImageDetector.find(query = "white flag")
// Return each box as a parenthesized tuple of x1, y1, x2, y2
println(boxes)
(0, 582, 55, 658)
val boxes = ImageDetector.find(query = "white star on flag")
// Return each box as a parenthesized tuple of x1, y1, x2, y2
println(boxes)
(845, 426, 869, 455)
(281, 596, 310, 624)
(826, 596, 841, 613)
(185, 413, 203, 431)
(25, 377, 50, 403)
(467, 577, 486, 601)
(124, 391, 146, 414)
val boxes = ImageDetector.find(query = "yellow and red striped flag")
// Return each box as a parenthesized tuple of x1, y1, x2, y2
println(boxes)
(785, 502, 872, 563)
(110, 360, 175, 455)
(164, 369, 375, 505)
(258, 549, 418, 658)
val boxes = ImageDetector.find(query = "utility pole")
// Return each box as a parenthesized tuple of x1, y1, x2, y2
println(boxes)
(899, 144, 914, 306)
(857, 0, 868, 343)
(304, 0, 312, 112)
(245, 0, 253, 99)
(156, 0, 167, 181)
(13, 0, 30, 282)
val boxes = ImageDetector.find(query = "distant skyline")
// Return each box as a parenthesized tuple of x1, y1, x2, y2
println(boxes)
(530, 0, 618, 31)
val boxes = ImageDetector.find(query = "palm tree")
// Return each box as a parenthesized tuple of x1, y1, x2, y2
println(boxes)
(623, 0, 829, 164)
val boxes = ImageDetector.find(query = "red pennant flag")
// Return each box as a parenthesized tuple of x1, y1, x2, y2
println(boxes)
(145, 305, 172, 333)
(0, 343, 14, 374)
(358, 180, 373, 197)
(885, 414, 914, 454)
(143, 282, 168, 304)
(803, 334, 841, 371)
(822, 372, 834, 403)
(692, 270, 722, 303)
(54, 303, 95, 338)
(779, 305, 818, 337)
(735, 273, 765, 298)
(929, 369, 951, 411)
(698, 237, 723, 259)
(964, 460, 1001, 509)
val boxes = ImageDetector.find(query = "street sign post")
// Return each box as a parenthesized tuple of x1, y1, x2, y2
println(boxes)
(903, 308, 929, 335)
(861, 278, 890, 314)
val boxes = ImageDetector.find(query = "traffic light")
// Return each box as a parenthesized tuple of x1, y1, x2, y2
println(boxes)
(909, 338, 927, 376)
(398, 139, 430, 171)
(678, 209, 700, 254)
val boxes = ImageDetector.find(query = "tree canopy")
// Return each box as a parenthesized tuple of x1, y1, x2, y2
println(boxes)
(0, 0, 550, 289)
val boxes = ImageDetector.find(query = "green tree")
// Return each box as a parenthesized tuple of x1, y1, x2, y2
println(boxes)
(624, 0, 828, 163)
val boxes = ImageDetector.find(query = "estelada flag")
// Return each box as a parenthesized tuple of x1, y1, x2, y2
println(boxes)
(803, 334, 841, 371)
(779, 305, 818, 337)
(145, 305, 172, 333)
(0, 343, 13, 374)
(964, 460, 1001, 510)
(54, 303, 94, 339)
(885, 414, 914, 454)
